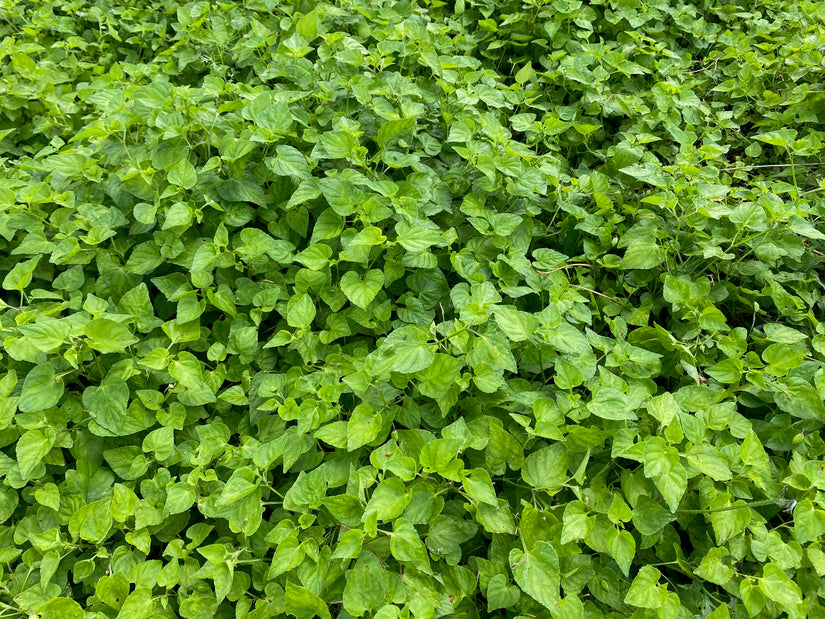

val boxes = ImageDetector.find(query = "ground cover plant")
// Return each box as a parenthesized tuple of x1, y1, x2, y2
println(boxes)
(0, 0, 824, 616)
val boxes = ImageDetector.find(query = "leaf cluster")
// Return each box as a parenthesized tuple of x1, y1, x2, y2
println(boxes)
(1, 0, 825, 617)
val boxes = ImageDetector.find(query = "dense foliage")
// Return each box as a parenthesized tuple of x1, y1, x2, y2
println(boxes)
(1, 0, 825, 617)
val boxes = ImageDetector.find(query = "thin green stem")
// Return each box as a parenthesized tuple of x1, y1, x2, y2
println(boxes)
(720, 162, 823, 171)
(678, 498, 780, 515)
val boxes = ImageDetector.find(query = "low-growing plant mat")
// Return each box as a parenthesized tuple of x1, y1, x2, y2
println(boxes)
(1, 0, 825, 617)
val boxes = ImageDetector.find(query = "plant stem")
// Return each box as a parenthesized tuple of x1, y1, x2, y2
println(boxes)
(678, 498, 779, 515)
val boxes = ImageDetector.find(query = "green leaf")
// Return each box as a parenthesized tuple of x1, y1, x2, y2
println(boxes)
(606, 528, 635, 577)
(268, 537, 305, 579)
(16, 428, 55, 479)
(19, 364, 64, 413)
(394, 220, 445, 253)
(608, 494, 632, 524)
(705, 358, 744, 384)
(620, 163, 668, 188)
(0, 488, 18, 524)
(419, 439, 462, 474)
(218, 177, 268, 206)
(319, 131, 356, 160)
(486, 574, 521, 611)
(755, 129, 796, 148)
(287, 293, 316, 329)
(167, 159, 197, 189)
(83, 318, 139, 354)
(561, 500, 592, 543)
(38, 598, 84, 619)
(390, 518, 430, 567)
(268, 145, 311, 179)
(646, 392, 680, 427)
(295, 244, 333, 271)
(621, 240, 665, 270)
(83, 376, 130, 435)
(624, 565, 666, 608)
(96, 573, 130, 609)
(729, 203, 767, 231)
(521, 443, 568, 492)
(587, 388, 638, 421)
(118, 589, 154, 619)
(347, 405, 382, 451)
(553, 357, 583, 390)
(103, 446, 149, 480)
(364, 478, 410, 522)
(515, 63, 534, 84)
(38, 552, 59, 590)
(377, 326, 436, 373)
(35, 483, 60, 511)
(19, 317, 70, 353)
(509, 541, 560, 613)
(68, 499, 113, 543)
(793, 500, 825, 545)
(341, 270, 383, 309)
(213, 562, 233, 604)
(695, 547, 734, 585)
(493, 306, 539, 342)
(759, 563, 802, 609)
(163, 202, 193, 229)
(685, 448, 732, 482)
(2, 256, 39, 291)
(285, 581, 331, 619)
(165, 484, 198, 516)
(631, 496, 676, 536)
(643, 437, 686, 512)
(774, 378, 825, 419)
(462, 468, 498, 506)
(244, 94, 292, 134)
(418, 353, 463, 399)
(377, 117, 415, 148)
(342, 552, 388, 617)
(236, 228, 294, 262)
